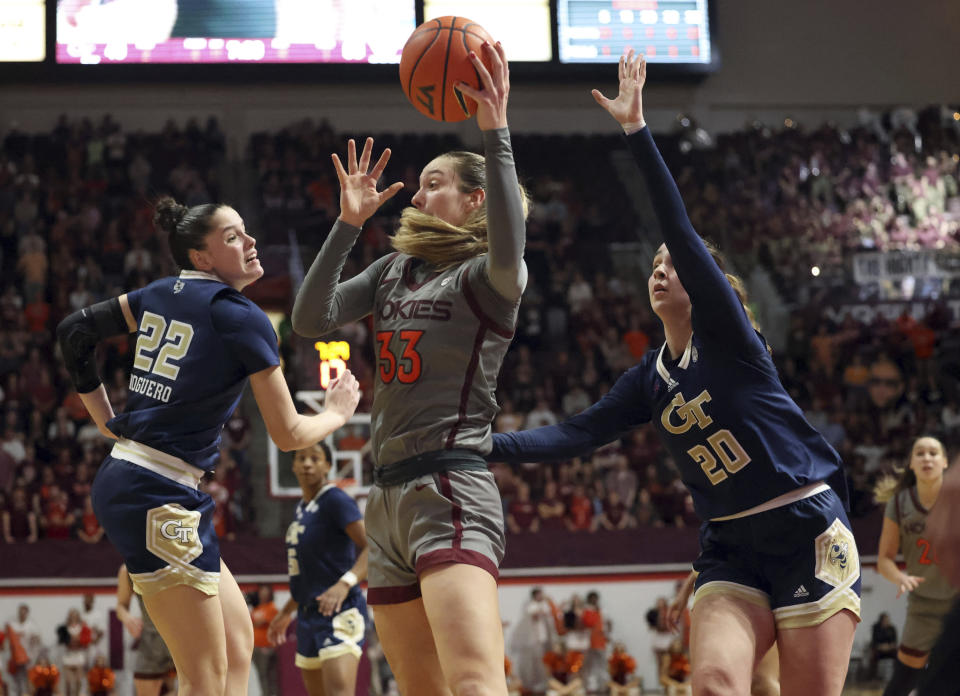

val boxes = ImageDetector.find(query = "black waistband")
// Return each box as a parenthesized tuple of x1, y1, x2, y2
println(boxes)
(373, 449, 487, 487)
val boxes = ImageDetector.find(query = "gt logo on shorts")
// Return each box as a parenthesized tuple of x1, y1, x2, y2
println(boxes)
(146, 504, 204, 566)
(160, 520, 194, 543)
(815, 518, 859, 587)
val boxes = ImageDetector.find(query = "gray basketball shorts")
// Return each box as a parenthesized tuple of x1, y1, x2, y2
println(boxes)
(134, 625, 175, 678)
(901, 593, 956, 655)
(365, 469, 505, 605)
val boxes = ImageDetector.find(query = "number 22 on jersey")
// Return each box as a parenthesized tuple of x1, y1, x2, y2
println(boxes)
(133, 311, 195, 380)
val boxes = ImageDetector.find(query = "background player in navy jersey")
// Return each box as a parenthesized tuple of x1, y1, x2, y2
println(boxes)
(874, 436, 956, 696)
(267, 441, 368, 696)
(491, 51, 860, 696)
(292, 42, 526, 696)
(57, 196, 360, 696)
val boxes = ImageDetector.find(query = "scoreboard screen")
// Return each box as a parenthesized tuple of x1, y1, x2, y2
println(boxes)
(56, 0, 416, 64)
(558, 0, 712, 64)
(423, 0, 552, 62)
(1, 0, 45, 62)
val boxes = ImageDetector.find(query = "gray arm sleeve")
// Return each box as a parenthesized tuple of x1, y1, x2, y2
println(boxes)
(291, 220, 391, 338)
(482, 127, 527, 302)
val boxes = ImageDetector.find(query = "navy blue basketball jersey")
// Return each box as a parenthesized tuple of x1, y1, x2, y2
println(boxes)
(286, 485, 363, 606)
(107, 271, 280, 471)
(492, 128, 846, 520)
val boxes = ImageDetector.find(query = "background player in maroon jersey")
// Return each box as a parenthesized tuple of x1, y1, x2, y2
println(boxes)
(874, 436, 956, 695)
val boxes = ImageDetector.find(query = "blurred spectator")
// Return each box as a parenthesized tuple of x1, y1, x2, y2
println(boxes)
(495, 399, 524, 433)
(604, 457, 638, 511)
(504, 655, 523, 696)
(39, 486, 74, 540)
(607, 642, 642, 696)
(537, 481, 566, 531)
(525, 398, 558, 430)
(56, 608, 91, 696)
(580, 592, 608, 693)
(659, 637, 692, 696)
(3, 488, 37, 543)
(594, 489, 636, 531)
(507, 482, 539, 534)
(543, 640, 585, 696)
(564, 484, 593, 532)
(6, 603, 43, 695)
(86, 654, 115, 696)
(869, 612, 898, 682)
(27, 653, 59, 696)
(76, 495, 104, 544)
(509, 587, 555, 693)
(646, 597, 673, 668)
(250, 584, 279, 696)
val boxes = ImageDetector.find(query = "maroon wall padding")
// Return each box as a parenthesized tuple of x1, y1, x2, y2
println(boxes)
(108, 609, 124, 670)
(0, 508, 883, 580)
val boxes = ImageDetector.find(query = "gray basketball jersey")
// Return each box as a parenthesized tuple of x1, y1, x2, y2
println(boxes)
(885, 487, 957, 600)
(371, 254, 518, 469)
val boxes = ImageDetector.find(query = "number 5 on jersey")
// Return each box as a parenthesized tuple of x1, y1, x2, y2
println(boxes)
(133, 311, 195, 380)
(376, 330, 424, 384)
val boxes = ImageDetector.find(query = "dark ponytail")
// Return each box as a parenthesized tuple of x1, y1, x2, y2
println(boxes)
(153, 196, 222, 271)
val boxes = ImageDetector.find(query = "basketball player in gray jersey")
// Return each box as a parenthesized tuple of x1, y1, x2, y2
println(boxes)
(874, 436, 956, 696)
(292, 41, 526, 696)
(116, 565, 176, 696)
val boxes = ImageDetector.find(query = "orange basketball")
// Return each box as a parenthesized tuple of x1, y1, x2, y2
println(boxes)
(399, 16, 495, 122)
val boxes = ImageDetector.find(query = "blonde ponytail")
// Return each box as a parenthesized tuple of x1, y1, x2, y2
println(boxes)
(392, 150, 530, 271)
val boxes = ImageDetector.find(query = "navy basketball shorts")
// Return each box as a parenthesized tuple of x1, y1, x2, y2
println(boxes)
(295, 592, 367, 668)
(692, 487, 861, 629)
(91, 439, 220, 597)
(364, 469, 505, 605)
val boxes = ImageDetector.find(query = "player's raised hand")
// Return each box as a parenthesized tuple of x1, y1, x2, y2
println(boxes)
(592, 49, 647, 131)
(333, 137, 404, 228)
(455, 41, 509, 131)
(325, 370, 361, 422)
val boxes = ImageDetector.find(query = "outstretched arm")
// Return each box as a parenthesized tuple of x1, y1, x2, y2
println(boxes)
(291, 138, 403, 337)
(457, 42, 527, 302)
(594, 51, 761, 352)
(491, 366, 650, 462)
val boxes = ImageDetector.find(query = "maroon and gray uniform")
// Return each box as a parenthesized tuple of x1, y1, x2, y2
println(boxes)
(293, 128, 525, 603)
(885, 487, 958, 654)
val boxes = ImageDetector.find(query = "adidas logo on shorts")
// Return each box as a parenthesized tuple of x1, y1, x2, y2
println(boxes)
(793, 585, 809, 598)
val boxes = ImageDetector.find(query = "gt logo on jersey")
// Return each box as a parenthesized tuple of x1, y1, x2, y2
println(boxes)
(661, 390, 713, 434)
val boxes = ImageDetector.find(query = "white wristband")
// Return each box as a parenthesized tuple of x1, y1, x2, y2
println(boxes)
(339, 571, 358, 588)
(621, 120, 646, 135)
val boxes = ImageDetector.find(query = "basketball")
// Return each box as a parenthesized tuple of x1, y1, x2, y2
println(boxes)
(398, 16, 495, 122)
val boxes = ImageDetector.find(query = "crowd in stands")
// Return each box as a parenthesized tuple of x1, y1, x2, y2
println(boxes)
(2, 103, 959, 550)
